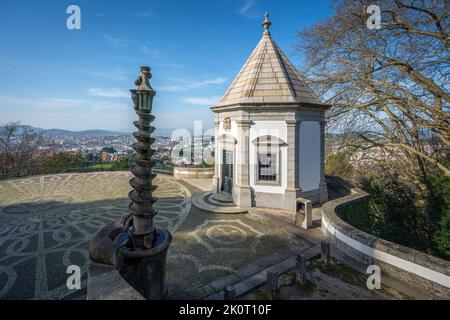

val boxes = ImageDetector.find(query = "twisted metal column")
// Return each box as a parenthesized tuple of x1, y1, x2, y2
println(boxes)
(89, 66, 171, 300)
(129, 66, 158, 249)
(114, 66, 172, 299)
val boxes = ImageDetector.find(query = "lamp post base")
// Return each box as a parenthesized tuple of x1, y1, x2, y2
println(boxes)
(115, 228, 172, 300)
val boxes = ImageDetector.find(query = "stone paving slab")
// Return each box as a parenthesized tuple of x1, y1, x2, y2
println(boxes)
(178, 178, 212, 192)
(250, 207, 326, 245)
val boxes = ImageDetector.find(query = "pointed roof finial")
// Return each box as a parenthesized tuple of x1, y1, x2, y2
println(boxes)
(262, 11, 271, 34)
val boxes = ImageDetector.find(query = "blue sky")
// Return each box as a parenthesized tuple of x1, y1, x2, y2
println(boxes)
(0, 0, 334, 132)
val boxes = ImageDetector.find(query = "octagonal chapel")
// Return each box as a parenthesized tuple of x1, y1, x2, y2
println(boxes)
(210, 13, 329, 212)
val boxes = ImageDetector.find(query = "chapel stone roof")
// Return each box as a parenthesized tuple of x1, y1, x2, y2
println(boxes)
(215, 13, 321, 108)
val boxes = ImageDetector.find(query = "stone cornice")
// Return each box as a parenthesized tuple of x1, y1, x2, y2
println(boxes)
(210, 102, 330, 113)
(286, 120, 300, 126)
(235, 120, 252, 127)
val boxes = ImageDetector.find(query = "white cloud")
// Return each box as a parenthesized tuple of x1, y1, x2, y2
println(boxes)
(103, 34, 128, 48)
(153, 62, 184, 68)
(140, 46, 166, 59)
(134, 10, 154, 17)
(0, 95, 128, 112)
(180, 96, 221, 106)
(196, 78, 228, 86)
(76, 67, 129, 81)
(159, 77, 228, 92)
(240, 0, 254, 14)
(103, 34, 171, 61)
(88, 88, 129, 98)
(238, 0, 259, 18)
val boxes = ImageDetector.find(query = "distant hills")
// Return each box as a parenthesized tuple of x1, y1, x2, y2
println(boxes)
(19, 126, 129, 137)
(18, 125, 183, 137)
(17, 125, 344, 139)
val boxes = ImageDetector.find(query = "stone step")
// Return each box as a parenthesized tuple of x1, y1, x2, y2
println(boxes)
(211, 192, 233, 203)
(191, 191, 248, 214)
(206, 196, 235, 207)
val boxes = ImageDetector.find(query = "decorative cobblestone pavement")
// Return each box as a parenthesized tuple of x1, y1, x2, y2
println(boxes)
(0, 172, 308, 300)
(0, 172, 190, 300)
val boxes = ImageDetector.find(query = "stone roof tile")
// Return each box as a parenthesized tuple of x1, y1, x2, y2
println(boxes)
(216, 14, 320, 108)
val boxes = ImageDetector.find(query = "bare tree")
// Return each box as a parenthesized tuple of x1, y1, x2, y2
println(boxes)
(16, 127, 44, 176)
(0, 121, 20, 178)
(0, 122, 43, 179)
(296, 0, 450, 180)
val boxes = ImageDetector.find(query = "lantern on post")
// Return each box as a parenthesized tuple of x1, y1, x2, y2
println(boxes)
(113, 66, 172, 299)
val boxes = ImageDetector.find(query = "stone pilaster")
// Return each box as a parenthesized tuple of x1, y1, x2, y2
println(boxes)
(284, 120, 301, 212)
(319, 119, 328, 203)
(233, 120, 252, 208)
(212, 119, 220, 194)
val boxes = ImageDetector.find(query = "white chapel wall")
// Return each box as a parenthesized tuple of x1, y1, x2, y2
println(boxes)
(299, 121, 320, 192)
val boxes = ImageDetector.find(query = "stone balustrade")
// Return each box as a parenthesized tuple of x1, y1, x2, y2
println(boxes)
(174, 167, 214, 180)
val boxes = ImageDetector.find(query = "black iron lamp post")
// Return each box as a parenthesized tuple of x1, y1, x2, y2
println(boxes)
(114, 66, 172, 299)
(89, 66, 171, 300)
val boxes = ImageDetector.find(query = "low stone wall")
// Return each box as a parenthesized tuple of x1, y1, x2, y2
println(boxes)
(321, 188, 450, 299)
(173, 167, 214, 179)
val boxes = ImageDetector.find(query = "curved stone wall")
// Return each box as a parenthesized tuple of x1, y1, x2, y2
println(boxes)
(173, 167, 214, 180)
(321, 188, 450, 299)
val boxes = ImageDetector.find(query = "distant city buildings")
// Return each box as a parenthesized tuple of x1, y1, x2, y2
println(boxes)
(36, 133, 215, 168)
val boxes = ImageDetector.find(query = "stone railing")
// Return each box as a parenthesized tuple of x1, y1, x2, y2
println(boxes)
(173, 167, 214, 180)
(152, 168, 174, 175)
(321, 188, 450, 299)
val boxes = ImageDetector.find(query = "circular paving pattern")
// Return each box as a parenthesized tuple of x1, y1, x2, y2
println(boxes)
(206, 225, 247, 245)
(0, 172, 191, 300)
(188, 219, 264, 253)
